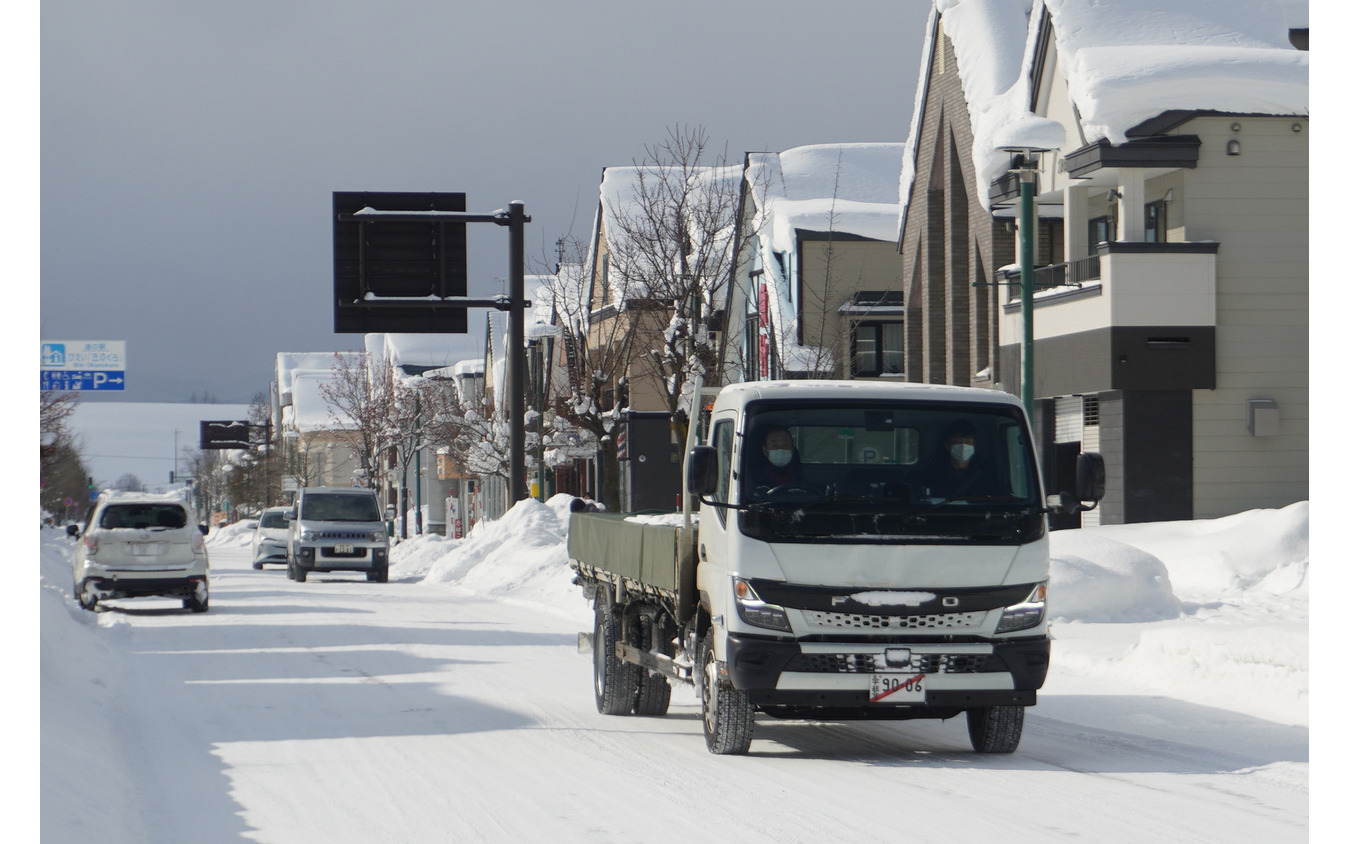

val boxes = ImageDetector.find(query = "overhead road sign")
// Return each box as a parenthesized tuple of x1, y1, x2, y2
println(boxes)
(200, 420, 265, 450)
(40, 370, 126, 392)
(41, 340, 127, 391)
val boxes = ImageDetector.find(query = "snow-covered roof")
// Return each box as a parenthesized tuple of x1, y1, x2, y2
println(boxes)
(1043, 0, 1308, 146)
(276, 352, 342, 398)
(898, 0, 1308, 218)
(748, 143, 906, 254)
(376, 334, 477, 373)
(290, 370, 354, 433)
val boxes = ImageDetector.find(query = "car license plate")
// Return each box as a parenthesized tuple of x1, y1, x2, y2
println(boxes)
(334, 544, 354, 554)
(869, 673, 926, 704)
(129, 542, 164, 557)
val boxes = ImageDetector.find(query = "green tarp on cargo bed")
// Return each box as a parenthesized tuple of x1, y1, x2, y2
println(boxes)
(567, 512, 685, 593)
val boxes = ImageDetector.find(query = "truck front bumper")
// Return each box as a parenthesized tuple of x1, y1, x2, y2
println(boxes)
(724, 633, 1049, 716)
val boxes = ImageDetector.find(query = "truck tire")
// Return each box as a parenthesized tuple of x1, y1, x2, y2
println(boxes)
(967, 705, 1024, 753)
(367, 566, 388, 583)
(699, 634, 754, 754)
(632, 614, 672, 717)
(294, 564, 308, 583)
(593, 602, 638, 715)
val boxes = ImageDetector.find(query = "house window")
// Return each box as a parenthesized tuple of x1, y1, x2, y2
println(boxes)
(1088, 216, 1115, 255)
(1145, 200, 1167, 243)
(852, 321, 904, 377)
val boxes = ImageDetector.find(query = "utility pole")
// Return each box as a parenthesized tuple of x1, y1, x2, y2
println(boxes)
(1018, 165, 1036, 433)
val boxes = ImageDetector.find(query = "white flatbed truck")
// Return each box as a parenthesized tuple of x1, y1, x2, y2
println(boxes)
(570, 380, 1103, 754)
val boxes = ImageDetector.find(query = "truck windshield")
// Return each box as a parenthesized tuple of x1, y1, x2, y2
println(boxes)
(738, 400, 1043, 544)
(301, 494, 381, 522)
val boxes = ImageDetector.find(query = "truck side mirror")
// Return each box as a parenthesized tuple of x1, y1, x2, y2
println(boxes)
(286, 506, 297, 521)
(687, 446, 718, 497)
(66, 524, 79, 537)
(1076, 452, 1106, 504)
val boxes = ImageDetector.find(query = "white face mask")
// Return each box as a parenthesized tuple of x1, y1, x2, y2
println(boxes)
(949, 443, 976, 463)
(767, 449, 794, 468)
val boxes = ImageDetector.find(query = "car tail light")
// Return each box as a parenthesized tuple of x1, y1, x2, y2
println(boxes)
(191, 530, 205, 552)
(83, 534, 99, 556)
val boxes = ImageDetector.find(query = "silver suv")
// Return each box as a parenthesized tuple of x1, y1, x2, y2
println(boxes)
(286, 487, 390, 583)
(69, 491, 210, 612)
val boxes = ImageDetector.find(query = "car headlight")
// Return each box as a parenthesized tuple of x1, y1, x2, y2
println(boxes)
(995, 583, 1047, 633)
(369, 529, 386, 543)
(733, 578, 792, 632)
(301, 530, 316, 542)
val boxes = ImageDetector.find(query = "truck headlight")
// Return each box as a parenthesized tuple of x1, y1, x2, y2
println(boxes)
(369, 529, 386, 543)
(733, 578, 792, 632)
(995, 583, 1047, 633)
(301, 530, 316, 542)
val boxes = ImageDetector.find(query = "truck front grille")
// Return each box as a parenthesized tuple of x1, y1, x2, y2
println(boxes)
(804, 610, 987, 631)
(787, 653, 995, 674)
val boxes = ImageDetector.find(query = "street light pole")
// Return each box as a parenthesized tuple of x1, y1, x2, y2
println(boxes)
(1018, 166, 1036, 433)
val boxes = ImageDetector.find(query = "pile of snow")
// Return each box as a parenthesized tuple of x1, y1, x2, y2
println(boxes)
(392, 495, 586, 618)
(205, 519, 257, 550)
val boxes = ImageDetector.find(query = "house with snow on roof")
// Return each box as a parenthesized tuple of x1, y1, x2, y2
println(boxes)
(722, 143, 907, 382)
(273, 352, 365, 491)
(896, 0, 1308, 526)
(576, 161, 741, 511)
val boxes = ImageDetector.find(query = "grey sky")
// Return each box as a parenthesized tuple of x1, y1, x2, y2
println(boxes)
(40, 0, 928, 403)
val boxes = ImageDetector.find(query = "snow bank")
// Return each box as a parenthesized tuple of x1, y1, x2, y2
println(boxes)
(39, 530, 150, 844)
(205, 519, 257, 550)
(394, 495, 586, 617)
(1050, 501, 1308, 617)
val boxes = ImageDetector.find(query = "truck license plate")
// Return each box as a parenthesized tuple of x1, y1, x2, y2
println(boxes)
(334, 544, 354, 554)
(869, 673, 926, 704)
(129, 542, 164, 557)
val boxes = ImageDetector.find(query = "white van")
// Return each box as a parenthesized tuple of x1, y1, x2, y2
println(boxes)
(286, 487, 390, 583)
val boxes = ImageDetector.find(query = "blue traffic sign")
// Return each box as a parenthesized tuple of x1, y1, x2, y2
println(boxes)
(40, 370, 126, 391)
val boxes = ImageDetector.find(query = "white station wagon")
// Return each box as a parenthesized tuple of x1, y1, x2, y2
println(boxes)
(69, 490, 210, 612)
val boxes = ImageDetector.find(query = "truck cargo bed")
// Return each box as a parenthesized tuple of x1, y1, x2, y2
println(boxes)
(567, 512, 690, 595)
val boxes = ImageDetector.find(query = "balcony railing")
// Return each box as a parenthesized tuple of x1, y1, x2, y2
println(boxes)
(1005, 255, 1100, 301)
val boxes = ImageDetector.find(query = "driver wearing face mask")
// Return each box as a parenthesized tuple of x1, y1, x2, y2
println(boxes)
(749, 426, 803, 495)
(928, 420, 996, 500)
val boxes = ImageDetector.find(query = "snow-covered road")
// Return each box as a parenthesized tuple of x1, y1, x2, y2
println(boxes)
(41, 520, 1308, 843)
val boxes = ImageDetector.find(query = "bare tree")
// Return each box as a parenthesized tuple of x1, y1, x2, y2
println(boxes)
(317, 352, 395, 491)
(41, 392, 79, 474)
(421, 378, 512, 482)
(603, 125, 742, 443)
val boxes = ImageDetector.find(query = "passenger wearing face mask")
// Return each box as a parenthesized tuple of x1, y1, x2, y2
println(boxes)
(747, 425, 804, 496)
(927, 420, 997, 501)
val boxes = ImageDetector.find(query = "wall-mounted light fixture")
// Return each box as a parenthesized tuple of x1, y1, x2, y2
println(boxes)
(1106, 188, 1123, 202)
(1226, 139, 1242, 156)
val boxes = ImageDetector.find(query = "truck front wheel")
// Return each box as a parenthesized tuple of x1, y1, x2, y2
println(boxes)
(593, 602, 638, 715)
(699, 634, 754, 754)
(967, 705, 1024, 753)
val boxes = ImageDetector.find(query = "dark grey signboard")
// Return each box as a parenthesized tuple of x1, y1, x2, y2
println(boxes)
(332, 191, 469, 333)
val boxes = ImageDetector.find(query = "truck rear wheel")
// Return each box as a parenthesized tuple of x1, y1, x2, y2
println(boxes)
(593, 602, 638, 715)
(632, 615, 672, 717)
(699, 634, 754, 754)
(967, 705, 1024, 753)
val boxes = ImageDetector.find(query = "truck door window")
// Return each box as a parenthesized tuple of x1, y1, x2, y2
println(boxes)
(713, 420, 734, 504)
